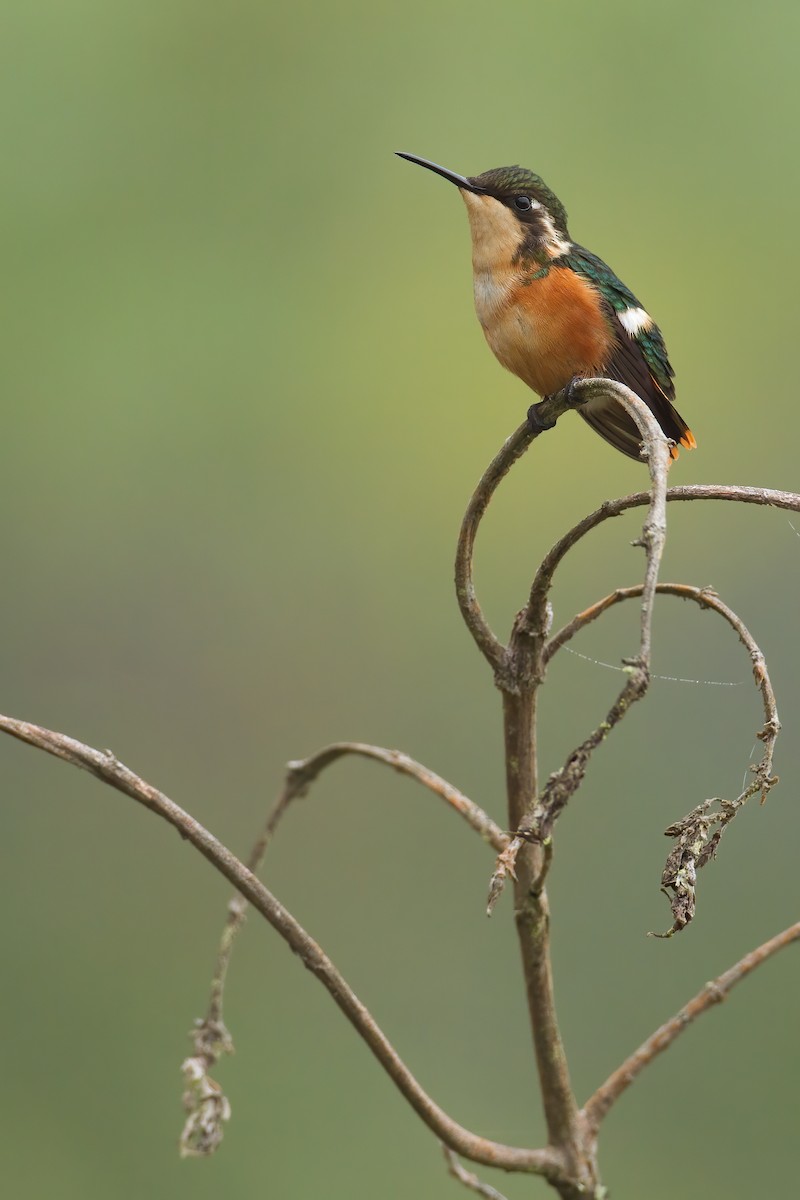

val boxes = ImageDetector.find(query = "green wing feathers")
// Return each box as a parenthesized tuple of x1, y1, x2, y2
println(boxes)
(559, 244, 675, 396)
(556, 244, 694, 460)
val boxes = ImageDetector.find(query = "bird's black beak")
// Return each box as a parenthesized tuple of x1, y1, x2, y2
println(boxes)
(395, 152, 486, 194)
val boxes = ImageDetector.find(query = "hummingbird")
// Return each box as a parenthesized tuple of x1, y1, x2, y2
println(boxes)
(397, 152, 695, 462)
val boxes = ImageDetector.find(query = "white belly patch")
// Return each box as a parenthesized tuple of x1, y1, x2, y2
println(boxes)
(473, 270, 514, 328)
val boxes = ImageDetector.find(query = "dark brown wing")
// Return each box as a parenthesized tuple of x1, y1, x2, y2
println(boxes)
(580, 311, 695, 461)
(555, 243, 694, 461)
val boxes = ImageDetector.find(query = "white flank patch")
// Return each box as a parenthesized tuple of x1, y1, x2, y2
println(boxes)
(618, 305, 653, 335)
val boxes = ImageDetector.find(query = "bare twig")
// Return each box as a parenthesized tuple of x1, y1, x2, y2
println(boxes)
(282, 743, 507, 850)
(443, 1145, 510, 1200)
(455, 381, 596, 682)
(524, 382, 673, 650)
(195, 742, 507, 1073)
(532, 485, 800, 611)
(490, 382, 672, 908)
(455, 422, 529, 679)
(547, 581, 780, 801)
(582, 919, 800, 1133)
(196, 781, 293, 1065)
(547, 582, 779, 933)
(456, 378, 671, 1197)
(7, 378, 798, 1198)
(0, 713, 562, 1180)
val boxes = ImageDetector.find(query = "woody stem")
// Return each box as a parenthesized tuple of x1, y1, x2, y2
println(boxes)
(502, 667, 598, 1194)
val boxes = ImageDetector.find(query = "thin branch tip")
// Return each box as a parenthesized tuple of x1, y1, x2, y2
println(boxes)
(584, 919, 800, 1129)
(546, 579, 780, 933)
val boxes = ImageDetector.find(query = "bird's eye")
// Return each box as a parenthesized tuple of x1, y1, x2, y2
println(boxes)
(514, 196, 533, 211)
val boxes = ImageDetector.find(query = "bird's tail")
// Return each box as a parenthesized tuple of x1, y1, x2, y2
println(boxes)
(580, 388, 696, 462)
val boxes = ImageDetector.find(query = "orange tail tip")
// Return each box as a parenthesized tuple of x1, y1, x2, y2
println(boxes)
(669, 429, 698, 460)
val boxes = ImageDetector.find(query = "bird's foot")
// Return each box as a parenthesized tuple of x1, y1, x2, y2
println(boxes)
(528, 377, 586, 435)
(527, 401, 557, 434)
(562, 374, 584, 406)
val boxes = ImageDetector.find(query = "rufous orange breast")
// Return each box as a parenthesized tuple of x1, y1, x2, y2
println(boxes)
(474, 265, 614, 398)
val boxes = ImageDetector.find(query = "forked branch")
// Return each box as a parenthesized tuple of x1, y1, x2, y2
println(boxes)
(0, 713, 560, 1180)
(4, 372, 798, 1199)
(443, 1145, 511, 1200)
(487, 381, 672, 914)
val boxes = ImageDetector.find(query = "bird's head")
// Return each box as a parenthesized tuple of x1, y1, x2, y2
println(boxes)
(397, 153, 571, 269)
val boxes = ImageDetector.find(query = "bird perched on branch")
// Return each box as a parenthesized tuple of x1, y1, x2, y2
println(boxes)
(397, 152, 695, 462)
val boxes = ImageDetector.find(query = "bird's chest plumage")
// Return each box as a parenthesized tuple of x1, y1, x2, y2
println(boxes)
(472, 263, 615, 398)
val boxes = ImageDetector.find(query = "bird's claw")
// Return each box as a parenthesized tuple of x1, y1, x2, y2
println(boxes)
(562, 375, 584, 406)
(527, 401, 557, 433)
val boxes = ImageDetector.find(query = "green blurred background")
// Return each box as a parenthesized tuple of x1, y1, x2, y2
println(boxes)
(1, 2, 799, 1196)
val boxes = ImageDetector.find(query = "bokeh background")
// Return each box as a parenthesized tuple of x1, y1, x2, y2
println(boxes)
(2, 2, 799, 1197)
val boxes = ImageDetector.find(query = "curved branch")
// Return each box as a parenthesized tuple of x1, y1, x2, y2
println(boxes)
(283, 742, 507, 850)
(547, 582, 774, 701)
(455, 421, 530, 676)
(545, 581, 780, 933)
(582, 919, 800, 1133)
(454, 381, 599, 679)
(531, 485, 800, 612)
(547, 579, 780, 794)
(572, 381, 672, 671)
(546, 581, 779, 797)
(0, 713, 562, 1180)
(502, 382, 671, 855)
(198, 743, 507, 1051)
